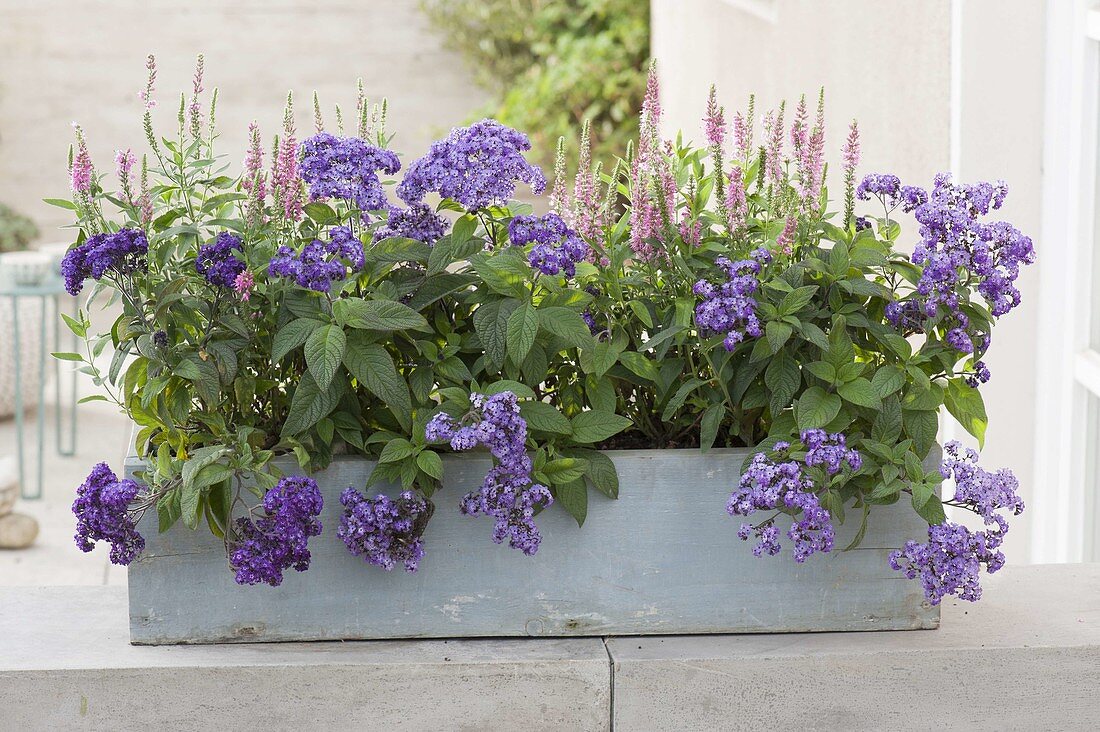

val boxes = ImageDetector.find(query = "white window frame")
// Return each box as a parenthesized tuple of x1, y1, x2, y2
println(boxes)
(1033, 0, 1100, 562)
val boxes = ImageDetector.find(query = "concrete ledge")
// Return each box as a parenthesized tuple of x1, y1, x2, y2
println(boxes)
(0, 587, 611, 731)
(2, 565, 1096, 730)
(609, 564, 1100, 731)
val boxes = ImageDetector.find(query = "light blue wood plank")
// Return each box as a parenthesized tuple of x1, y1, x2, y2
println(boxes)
(127, 449, 938, 644)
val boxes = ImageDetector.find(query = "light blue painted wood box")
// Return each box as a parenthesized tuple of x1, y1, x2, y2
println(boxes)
(125, 448, 938, 644)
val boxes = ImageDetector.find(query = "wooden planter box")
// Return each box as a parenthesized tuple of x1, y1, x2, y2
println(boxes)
(125, 449, 938, 645)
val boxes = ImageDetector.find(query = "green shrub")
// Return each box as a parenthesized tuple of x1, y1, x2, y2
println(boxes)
(420, 0, 649, 167)
(0, 202, 38, 253)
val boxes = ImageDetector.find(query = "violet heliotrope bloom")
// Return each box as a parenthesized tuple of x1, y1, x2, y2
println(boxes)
(61, 228, 148, 296)
(397, 119, 546, 212)
(865, 172, 1034, 370)
(268, 225, 364, 292)
(693, 249, 769, 351)
(229, 475, 324, 587)
(425, 391, 552, 555)
(72, 463, 146, 565)
(373, 203, 450, 245)
(508, 213, 589, 277)
(195, 232, 246, 288)
(338, 488, 430, 572)
(889, 442, 1024, 605)
(728, 430, 861, 563)
(298, 131, 400, 215)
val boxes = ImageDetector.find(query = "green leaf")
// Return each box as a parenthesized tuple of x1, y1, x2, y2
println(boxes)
(474, 299, 518, 370)
(554, 478, 588, 527)
(416, 450, 444, 481)
(837, 377, 881, 408)
(903, 408, 939, 456)
(764, 352, 801, 405)
(662, 377, 706, 420)
(796, 387, 842, 430)
(378, 438, 418, 463)
(618, 351, 659, 382)
(172, 358, 202, 380)
(281, 372, 341, 437)
(272, 318, 322, 362)
(343, 335, 412, 431)
(778, 285, 818, 315)
(765, 321, 793, 352)
(870, 365, 906, 398)
(700, 402, 724, 452)
(872, 395, 903, 443)
(482, 380, 537, 399)
(569, 411, 632, 444)
(562, 448, 620, 499)
(541, 457, 588, 484)
(42, 197, 78, 210)
(829, 241, 850, 277)
(77, 394, 109, 404)
(627, 300, 654, 328)
(519, 401, 573, 435)
(333, 298, 430, 332)
(51, 352, 84, 362)
(304, 324, 346, 391)
(944, 379, 988, 448)
(804, 361, 837, 384)
(506, 302, 538, 364)
(538, 306, 594, 349)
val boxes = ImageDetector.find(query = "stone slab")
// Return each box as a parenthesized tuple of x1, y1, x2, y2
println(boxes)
(0, 587, 611, 731)
(127, 449, 937, 643)
(607, 563, 1100, 731)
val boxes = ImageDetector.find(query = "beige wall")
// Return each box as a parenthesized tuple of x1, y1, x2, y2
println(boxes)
(0, 0, 488, 237)
(652, 0, 1046, 561)
(651, 0, 952, 184)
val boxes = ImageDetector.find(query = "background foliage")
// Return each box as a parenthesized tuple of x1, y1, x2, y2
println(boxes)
(419, 0, 649, 168)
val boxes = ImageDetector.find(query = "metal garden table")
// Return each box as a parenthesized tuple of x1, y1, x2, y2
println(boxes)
(0, 273, 78, 500)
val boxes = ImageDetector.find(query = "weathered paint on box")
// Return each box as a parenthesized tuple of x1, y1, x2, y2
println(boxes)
(126, 449, 938, 644)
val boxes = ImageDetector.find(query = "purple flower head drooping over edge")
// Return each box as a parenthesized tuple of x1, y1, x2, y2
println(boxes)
(424, 391, 552, 555)
(72, 463, 145, 565)
(397, 119, 546, 213)
(338, 488, 431, 572)
(889, 442, 1024, 605)
(229, 475, 324, 587)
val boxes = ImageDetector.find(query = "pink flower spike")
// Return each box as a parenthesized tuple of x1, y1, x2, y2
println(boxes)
(704, 85, 726, 151)
(233, 270, 255, 301)
(70, 125, 93, 194)
(138, 54, 157, 109)
(842, 119, 861, 173)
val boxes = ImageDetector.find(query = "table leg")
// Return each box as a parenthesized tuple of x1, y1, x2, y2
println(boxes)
(11, 294, 31, 500)
(54, 294, 77, 457)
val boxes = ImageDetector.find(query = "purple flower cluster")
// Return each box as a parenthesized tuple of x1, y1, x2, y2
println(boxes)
(338, 488, 430, 572)
(890, 522, 1006, 604)
(727, 432, 853, 563)
(268, 225, 365, 291)
(424, 391, 552, 555)
(298, 132, 400, 215)
(72, 463, 145, 565)
(890, 442, 1024, 604)
(60, 228, 148, 296)
(229, 476, 324, 587)
(802, 429, 863, 474)
(508, 213, 589, 277)
(195, 232, 246, 288)
(373, 203, 450, 245)
(869, 172, 1035, 364)
(693, 250, 769, 351)
(397, 119, 546, 212)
